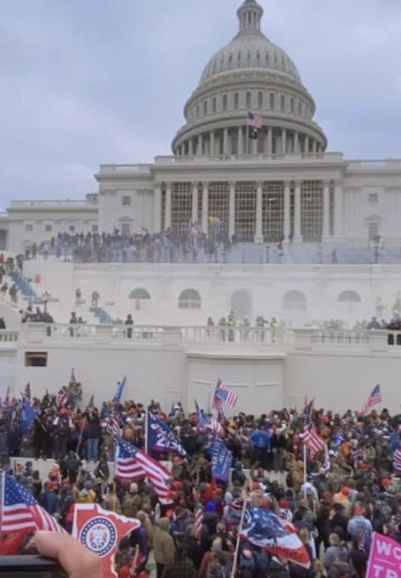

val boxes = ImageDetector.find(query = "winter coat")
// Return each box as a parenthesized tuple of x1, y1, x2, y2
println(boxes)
(153, 518, 176, 566)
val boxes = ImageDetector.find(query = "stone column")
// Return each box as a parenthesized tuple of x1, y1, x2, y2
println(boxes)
(334, 180, 344, 239)
(283, 181, 291, 242)
(201, 182, 209, 234)
(252, 135, 258, 155)
(210, 131, 215, 157)
(312, 139, 317, 154)
(304, 136, 309, 155)
(255, 182, 263, 243)
(165, 182, 172, 230)
(197, 134, 203, 156)
(153, 184, 162, 233)
(322, 181, 330, 240)
(229, 182, 236, 239)
(294, 132, 300, 155)
(267, 127, 273, 156)
(238, 126, 243, 156)
(294, 181, 302, 242)
(192, 183, 198, 224)
(223, 128, 229, 156)
(188, 138, 193, 157)
(281, 128, 287, 155)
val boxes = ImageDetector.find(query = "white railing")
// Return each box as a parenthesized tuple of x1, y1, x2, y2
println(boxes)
(293, 329, 388, 349)
(98, 164, 153, 175)
(179, 326, 291, 346)
(0, 330, 18, 343)
(9, 200, 96, 209)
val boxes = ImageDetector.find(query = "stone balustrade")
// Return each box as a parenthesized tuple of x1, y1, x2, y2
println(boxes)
(0, 330, 18, 343)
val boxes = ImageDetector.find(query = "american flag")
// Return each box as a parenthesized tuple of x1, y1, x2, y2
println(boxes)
(247, 112, 263, 129)
(210, 415, 224, 436)
(300, 427, 325, 459)
(56, 388, 69, 409)
(212, 380, 238, 411)
(193, 507, 204, 539)
(116, 439, 172, 504)
(108, 415, 121, 438)
(361, 385, 382, 415)
(0, 473, 65, 535)
(394, 449, 401, 473)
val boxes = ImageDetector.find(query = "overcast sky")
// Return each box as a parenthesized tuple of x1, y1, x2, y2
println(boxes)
(0, 0, 400, 210)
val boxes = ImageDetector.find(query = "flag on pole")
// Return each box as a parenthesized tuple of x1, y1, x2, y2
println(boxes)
(70, 368, 77, 385)
(393, 448, 401, 473)
(72, 503, 141, 578)
(20, 400, 36, 434)
(116, 439, 172, 504)
(211, 439, 232, 483)
(193, 507, 204, 539)
(148, 414, 186, 456)
(0, 472, 64, 554)
(195, 400, 210, 431)
(300, 427, 325, 460)
(113, 378, 127, 403)
(56, 387, 70, 409)
(303, 396, 314, 426)
(24, 383, 31, 401)
(247, 112, 263, 139)
(212, 380, 238, 412)
(241, 507, 311, 568)
(361, 384, 382, 415)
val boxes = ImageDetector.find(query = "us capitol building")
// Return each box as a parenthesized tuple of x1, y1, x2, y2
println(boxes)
(1, 0, 401, 253)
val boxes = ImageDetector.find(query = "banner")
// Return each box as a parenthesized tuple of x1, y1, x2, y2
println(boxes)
(72, 503, 141, 578)
(367, 532, 401, 578)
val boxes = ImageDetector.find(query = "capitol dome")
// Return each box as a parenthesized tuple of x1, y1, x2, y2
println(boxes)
(172, 0, 327, 159)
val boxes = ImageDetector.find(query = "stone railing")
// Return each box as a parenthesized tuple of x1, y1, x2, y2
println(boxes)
(9, 200, 96, 209)
(293, 329, 389, 350)
(0, 330, 19, 343)
(180, 325, 291, 346)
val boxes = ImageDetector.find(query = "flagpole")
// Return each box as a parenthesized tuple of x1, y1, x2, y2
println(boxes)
(145, 406, 149, 454)
(230, 492, 248, 578)
(303, 442, 308, 498)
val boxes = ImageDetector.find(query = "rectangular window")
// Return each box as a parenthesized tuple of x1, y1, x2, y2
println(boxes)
(25, 224, 33, 232)
(280, 94, 285, 111)
(121, 222, 131, 235)
(258, 91, 263, 109)
(269, 93, 275, 110)
(45, 224, 53, 232)
(222, 94, 228, 111)
(262, 182, 284, 242)
(246, 92, 252, 109)
(203, 100, 208, 115)
(171, 182, 192, 234)
(122, 195, 131, 206)
(234, 93, 239, 110)
(298, 100, 302, 115)
(212, 97, 217, 113)
(25, 352, 48, 367)
(369, 193, 379, 204)
(290, 97, 295, 113)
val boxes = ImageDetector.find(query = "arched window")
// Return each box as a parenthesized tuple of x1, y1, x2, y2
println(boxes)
(282, 290, 307, 311)
(178, 289, 201, 309)
(338, 291, 361, 304)
(129, 288, 151, 311)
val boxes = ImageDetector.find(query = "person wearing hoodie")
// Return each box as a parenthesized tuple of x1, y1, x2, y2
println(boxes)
(153, 517, 176, 578)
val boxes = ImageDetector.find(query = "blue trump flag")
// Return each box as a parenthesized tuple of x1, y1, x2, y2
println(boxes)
(148, 414, 187, 457)
(211, 439, 232, 483)
(195, 400, 210, 431)
(21, 401, 37, 434)
(113, 377, 127, 403)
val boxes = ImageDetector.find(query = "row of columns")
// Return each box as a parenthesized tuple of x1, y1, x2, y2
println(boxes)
(155, 181, 343, 242)
(176, 127, 322, 158)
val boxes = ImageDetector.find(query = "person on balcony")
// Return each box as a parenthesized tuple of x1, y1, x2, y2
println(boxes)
(125, 314, 134, 339)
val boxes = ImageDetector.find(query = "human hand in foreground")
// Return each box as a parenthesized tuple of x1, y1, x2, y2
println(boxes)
(32, 531, 102, 578)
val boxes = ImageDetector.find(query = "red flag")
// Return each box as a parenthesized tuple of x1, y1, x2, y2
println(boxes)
(72, 504, 141, 578)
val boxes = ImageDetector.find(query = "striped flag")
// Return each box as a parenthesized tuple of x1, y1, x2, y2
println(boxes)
(116, 439, 172, 504)
(247, 112, 263, 139)
(361, 385, 382, 415)
(300, 427, 325, 459)
(394, 449, 401, 473)
(56, 388, 70, 409)
(212, 380, 238, 412)
(0, 473, 65, 535)
(193, 507, 204, 539)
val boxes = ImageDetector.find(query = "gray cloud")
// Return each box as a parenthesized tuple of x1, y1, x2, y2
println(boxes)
(0, 0, 400, 210)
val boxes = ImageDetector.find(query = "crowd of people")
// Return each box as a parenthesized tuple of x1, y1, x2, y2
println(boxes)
(2, 380, 401, 578)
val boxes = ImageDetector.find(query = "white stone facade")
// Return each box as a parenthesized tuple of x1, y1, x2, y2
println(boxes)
(0, 0, 400, 253)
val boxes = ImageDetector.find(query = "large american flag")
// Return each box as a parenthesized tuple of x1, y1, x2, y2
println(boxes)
(247, 112, 263, 129)
(361, 384, 382, 415)
(116, 439, 172, 504)
(212, 380, 238, 411)
(300, 427, 325, 459)
(1, 473, 64, 534)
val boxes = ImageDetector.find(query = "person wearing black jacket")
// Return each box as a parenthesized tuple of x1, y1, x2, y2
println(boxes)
(85, 409, 101, 462)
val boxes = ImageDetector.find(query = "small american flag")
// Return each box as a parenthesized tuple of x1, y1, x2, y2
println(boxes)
(394, 449, 401, 473)
(116, 440, 172, 504)
(361, 385, 382, 415)
(212, 380, 238, 411)
(1, 473, 65, 534)
(247, 112, 263, 129)
(300, 427, 325, 459)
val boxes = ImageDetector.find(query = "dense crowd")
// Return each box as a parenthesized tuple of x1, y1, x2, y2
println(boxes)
(2, 381, 401, 578)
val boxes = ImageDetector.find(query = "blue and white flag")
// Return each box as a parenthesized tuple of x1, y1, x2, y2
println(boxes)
(113, 377, 127, 403)
(195, 400, 210, 431)
(20, 401, 37, 434)
(211, 439, 232, 483)
(148, 414, 187, 457)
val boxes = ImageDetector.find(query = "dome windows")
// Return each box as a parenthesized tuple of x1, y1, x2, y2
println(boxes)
(258, 91, 264, 109)
(246, 91, 252, 108)
(280, 94, 286, 112)
(256, 50, 261, 66)
(290, 97, 295, 114)
(212, 97, 217, 114)
(234, 93, 239, 110)
(222, 94, 228, 111)
(269, 93, 275, 110)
